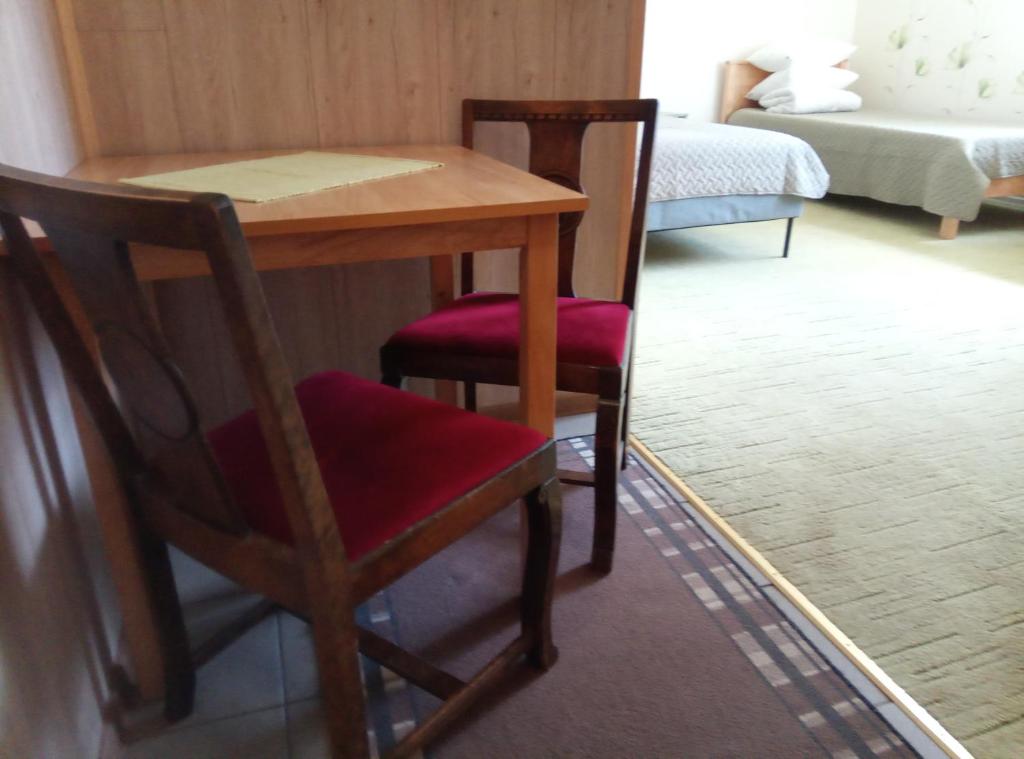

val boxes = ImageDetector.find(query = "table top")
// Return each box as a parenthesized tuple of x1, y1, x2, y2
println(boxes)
(58, 145, 587, 238)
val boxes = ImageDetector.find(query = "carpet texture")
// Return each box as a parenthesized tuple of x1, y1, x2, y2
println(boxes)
(348, 440, 912, 757)
(631, 197, 1024, 757)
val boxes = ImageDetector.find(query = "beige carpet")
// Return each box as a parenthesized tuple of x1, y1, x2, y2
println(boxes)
(631, 196, 1024, 757)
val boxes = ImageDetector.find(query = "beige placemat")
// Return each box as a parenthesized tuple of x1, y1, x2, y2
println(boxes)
(121, 151, 443, 203)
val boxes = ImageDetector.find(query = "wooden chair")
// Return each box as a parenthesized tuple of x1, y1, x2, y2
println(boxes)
(380, 99, 657, 573)
(0, 164, 562, 758)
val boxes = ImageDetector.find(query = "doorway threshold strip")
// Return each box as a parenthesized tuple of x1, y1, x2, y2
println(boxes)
(627, 435, 971, 759)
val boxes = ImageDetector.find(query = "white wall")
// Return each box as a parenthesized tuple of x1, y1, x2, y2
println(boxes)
(850, 0, 1024, 123)
(0, 0, 83, 173)
(0, 1, 122, 758)
(641, 0, 858, 122)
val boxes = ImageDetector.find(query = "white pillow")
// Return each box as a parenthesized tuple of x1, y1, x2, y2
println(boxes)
(746, 64, 858, 100)
(748, 39, 857, 72)
(759, 87, 862, 114)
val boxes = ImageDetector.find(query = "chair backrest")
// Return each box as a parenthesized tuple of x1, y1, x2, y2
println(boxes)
(0, 165, 339, 558)
(460, 98, 658, 308)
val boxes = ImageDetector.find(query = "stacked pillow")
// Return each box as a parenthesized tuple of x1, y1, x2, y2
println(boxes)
(746, 39, 861, 115)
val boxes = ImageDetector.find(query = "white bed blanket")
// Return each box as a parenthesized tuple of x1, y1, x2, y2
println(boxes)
(728, 108, 1024, 220)
(649, 118, 829, 204)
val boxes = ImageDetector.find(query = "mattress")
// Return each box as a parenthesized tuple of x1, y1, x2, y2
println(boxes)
(728, 108, 1024, 221)
(649, 117, 829, 204)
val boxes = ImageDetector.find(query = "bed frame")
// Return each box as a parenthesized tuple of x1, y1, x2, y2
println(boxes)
(718, 60, 1024, 239)
(647, 194, 799, 257)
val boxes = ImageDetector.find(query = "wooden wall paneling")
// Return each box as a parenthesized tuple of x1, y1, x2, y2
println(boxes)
(161, 0, 321, 152)
(303, 0, 445, 398)
(153, 0, 237, 152)
(153, 278, 249, 426)
(306, 0, 447, 147)
(71, 0, 165, 31)
(617, 0, 647, 295)
(327, 259, 434, 391)
(54, 0, 100, 157)
(554, 0, 642, 301)
(445, 0, 558, 294)
(439, 0, 559, 408)
(73, 30, 184, 155)
(260, 268, 347, 387)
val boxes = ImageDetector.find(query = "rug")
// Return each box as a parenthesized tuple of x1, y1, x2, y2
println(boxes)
(128, 437, 916, 758)
(328, 440, 914, 758)
(630, 196, 1024, 757)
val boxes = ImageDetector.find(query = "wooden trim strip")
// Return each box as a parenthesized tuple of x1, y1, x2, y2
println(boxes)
(52, 0, 100, 157)
(614, 0, 648, 298)
(627, 434, 973, 759)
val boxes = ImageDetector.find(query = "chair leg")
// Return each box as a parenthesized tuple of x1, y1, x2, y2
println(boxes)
(592, 396, 624, 574)
(521, 478, 562, 670)
(620, 373, 633, 472)
(380, 348, 403, 389)
(310, 601, 371, 758)
(464, 381, 477, 412)
(135, 531, 195, 722)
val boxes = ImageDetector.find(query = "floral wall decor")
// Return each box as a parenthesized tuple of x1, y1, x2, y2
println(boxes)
(852, 0, 1024, 122)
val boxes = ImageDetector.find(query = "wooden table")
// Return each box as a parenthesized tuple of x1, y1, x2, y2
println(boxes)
(8, 145, 587, 699)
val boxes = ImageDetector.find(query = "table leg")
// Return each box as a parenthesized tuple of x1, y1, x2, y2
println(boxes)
(429, 255, 458, 405)
(519, 214, 559, 437)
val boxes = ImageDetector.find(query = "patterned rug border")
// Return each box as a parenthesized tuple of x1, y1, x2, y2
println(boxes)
(357, 436, 925, 758)
(576, 437, 915, 758)
(627, 434, 971, 759)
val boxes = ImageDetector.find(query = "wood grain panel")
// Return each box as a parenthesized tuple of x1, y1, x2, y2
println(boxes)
(555, 0, 642, 301)
(75, 28, 184, 154)
(153, 277, 249, 425)
(307, 0, 446, 146)
(161, 0, 320, 151)
(72, 0, 164, 31)
(444, 0, 558, 295)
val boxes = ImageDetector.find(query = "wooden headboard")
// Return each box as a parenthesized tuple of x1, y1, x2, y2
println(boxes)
(718, 60, 849, 124)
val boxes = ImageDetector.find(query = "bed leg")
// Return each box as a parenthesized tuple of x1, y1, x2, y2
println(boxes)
(782, 217, 795, 258)
(939, 217, 960, 240)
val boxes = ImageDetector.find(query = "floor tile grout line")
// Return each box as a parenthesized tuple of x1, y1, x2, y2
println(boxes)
(155, 702, 287, 738)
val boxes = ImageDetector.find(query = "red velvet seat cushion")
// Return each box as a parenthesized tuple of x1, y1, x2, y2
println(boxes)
(207, 371, 546, 561)
(386, 291, 632, 367)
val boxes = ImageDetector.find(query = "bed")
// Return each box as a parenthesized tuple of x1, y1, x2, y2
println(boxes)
(646, 116, 830, 257)
(720, 61, 1024, 239)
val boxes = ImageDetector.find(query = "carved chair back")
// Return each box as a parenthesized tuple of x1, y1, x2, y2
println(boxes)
(460, 99, 658, 308)
(0, 165, 340, 560)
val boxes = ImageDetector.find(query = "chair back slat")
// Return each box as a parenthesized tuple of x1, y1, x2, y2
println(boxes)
(459, 98, 658, 306)
(0, 165, 339, 555)
(42, 221, 242, 531)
